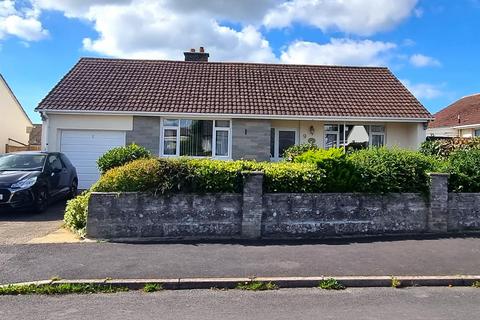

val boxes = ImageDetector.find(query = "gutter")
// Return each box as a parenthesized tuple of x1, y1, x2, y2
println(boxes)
(39, 109, 433, 123)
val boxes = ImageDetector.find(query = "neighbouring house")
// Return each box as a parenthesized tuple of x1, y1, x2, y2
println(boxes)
(0, 74, 33, 153)
(427, 93, 480, 138)
(36, 48, 432, 189)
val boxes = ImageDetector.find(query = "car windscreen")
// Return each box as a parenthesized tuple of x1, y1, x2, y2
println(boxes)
(0, 154, 46, 171)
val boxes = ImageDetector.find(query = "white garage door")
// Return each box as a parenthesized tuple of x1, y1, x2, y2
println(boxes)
(60, 130, 126, 189)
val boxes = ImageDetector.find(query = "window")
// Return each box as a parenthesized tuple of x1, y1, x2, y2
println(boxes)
(270, 128, 297, 160)
(324, 124, 385, 149)
(475, 129, 480, 137)
(161, 119, 231, 158)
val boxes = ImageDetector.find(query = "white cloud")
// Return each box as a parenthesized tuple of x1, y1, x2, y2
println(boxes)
(409, 54, 441, 67)
(264, 0, 419, 36)
(0, 0, 48, 41)
(280, 39, 396, 66)
(401, 79, 443, 99)
(35, 0, 276, 62)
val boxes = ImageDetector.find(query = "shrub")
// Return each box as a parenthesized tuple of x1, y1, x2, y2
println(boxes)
(64, 191, 91, 236)
(262, 162, 325, 192)
(348, 147, 442, 193)
(97, 143, 151, 174)
(318, 278, 345, 290)
(293, 148, 361, 192)
(420, 137, 480, 158)
(448, 149, 480, 192)
(93, 158, 188, 193)
(282, 143, 320, 161)
(93, 157, 323, 194)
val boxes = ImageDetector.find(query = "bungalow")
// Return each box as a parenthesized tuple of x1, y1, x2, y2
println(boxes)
(36, 48, 432, 189)
(427, 93, 480, 138)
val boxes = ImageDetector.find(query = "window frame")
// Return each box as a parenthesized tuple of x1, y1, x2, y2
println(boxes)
(270, 127, 299, 161)
(160, 118, 232, 159)
(323, 124, 386, 149)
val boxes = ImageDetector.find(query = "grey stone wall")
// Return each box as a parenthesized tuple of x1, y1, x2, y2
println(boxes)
(87, 193, 242, 239)
(86, 173, 480, 241)
(448, 193, 480, 231)
(262, 193, 428, 238)
(231, 119, 271, 161)
(126, 116, 160, 156)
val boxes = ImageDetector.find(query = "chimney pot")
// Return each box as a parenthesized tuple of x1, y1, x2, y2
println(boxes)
(184, 47, 209, 62)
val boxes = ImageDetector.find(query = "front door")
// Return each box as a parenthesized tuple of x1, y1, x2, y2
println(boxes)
(270, 128, 298, 160)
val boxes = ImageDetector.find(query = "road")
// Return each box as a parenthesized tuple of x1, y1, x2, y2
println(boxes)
(1, 236, 479, 284)
(0, 201, 66, 245)
(0, 287, 479, 320)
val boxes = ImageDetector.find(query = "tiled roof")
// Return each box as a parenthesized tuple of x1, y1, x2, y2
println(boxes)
(429, 94, 480, 128)
(37, 58, 432, 119)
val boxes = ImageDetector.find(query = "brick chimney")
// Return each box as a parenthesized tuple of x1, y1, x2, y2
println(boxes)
(184, 47, 209, 62)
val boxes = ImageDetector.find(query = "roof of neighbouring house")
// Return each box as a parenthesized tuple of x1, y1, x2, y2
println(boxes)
(36, 57, 432, 119)
(428, 94, 480, 128)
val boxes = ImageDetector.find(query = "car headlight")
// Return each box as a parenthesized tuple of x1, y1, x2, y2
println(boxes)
(11, 177, 37, 189)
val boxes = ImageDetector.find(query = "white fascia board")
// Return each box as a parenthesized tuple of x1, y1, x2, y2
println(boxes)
(40, 109, 433, 123)
(451, 123, 480, 129)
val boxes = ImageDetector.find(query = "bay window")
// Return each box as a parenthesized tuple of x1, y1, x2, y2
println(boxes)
(161, 119, 231, 158)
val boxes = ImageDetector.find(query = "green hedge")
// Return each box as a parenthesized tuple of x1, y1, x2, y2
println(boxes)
(348, 147, 442, 193)
(448, 149, 480, 192)
(292, 148, 361, 192)
(92, 158, 324, 194)
(97, 143, 151, 174)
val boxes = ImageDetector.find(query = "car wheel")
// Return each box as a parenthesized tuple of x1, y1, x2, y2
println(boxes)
(67, 179, 78, 199)
(34, 188, 49, 213)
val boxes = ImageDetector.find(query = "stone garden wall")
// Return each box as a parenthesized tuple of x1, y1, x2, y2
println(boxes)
(86, 173, 480, 240)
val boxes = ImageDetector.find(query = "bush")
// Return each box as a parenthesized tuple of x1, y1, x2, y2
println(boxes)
(93, 157, 324, 194)
(420, 137, 480, 158)
(97, 143, 151, 174)
(293, 148, 361, 192)
(64, 191, 91, 236)
(282, 143, 320, 161)
(93, 158, 187, 193)
(262, 162, 324, 192)
(448, 149, 480, 192)
(348, 147, 442, 193)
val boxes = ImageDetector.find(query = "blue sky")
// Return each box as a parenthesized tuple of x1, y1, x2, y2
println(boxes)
(1, 0, 479, 123)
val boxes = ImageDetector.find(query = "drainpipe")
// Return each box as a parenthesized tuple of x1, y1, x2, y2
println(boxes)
(40, 111, 49, 152)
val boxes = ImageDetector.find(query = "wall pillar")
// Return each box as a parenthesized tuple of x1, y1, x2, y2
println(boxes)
(428, 173, 450, 232)
(241, 171, 264, 239)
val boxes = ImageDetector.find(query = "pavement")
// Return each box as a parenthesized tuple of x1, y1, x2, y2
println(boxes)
(1, 287, 479, 320)
(0, 200, 70, 245)
(1, 236, 479, 284)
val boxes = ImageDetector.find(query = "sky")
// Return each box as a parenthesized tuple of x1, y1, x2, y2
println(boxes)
(1, 0, 479, 123)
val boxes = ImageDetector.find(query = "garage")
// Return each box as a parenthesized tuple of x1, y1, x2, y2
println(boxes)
(60, 130, 126, 189)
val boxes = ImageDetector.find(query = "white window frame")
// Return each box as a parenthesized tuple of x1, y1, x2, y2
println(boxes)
(323, 124, 386, 149)
(160, 118, 232, 159)
(270, 127, 299, 161)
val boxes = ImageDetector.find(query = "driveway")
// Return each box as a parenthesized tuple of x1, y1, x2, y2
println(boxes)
(0, 201, 66, 245)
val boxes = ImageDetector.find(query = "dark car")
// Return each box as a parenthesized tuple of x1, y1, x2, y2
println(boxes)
(0, 152, 78, 212)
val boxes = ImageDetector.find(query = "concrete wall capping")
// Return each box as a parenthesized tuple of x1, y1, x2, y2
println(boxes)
(86, 172, 480, 240)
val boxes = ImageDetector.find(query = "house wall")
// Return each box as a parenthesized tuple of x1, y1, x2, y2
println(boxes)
(0, 76, 32, 153)
(426, 127, 458, 138)
(231, 118, 271, 161)
(385, 122, 425, 149)
(126, 116, 160, 155)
